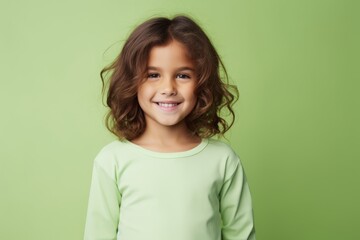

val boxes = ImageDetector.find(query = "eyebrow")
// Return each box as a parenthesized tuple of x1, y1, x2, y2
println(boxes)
(147, 66, 195, 72)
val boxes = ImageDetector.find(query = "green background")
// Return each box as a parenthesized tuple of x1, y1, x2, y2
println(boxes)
(1, 0, 359, 239)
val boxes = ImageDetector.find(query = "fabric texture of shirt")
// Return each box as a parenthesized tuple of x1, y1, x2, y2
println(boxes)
(84, 138, 255, 240)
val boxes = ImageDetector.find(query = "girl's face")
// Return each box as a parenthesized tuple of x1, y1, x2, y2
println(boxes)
(137, 40, 197, 130)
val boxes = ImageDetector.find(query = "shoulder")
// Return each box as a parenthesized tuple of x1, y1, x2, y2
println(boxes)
(205, 138, 243, 178)
(206, 138, 238, 159)
(93, 140, 130, 169)
(96, 140, 128, 155)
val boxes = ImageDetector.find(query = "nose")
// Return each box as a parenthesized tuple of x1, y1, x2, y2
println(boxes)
(160, 77, 177, 96)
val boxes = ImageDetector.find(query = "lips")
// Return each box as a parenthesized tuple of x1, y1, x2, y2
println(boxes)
(154, 101, 181, 111)
(157, 102, 179, 107)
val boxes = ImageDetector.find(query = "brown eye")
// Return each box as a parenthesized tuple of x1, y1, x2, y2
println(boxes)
(176, 74, 190, 79)
(148, 73, 160, 79)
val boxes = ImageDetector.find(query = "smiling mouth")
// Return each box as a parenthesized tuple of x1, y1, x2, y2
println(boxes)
(156, 102, 180, 108)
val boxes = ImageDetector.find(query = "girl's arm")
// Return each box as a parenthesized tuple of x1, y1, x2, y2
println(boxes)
(219, 157, 256, 240)
(84, 153, 121, 240)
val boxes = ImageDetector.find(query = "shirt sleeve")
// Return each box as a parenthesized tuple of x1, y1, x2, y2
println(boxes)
(219, 157, 256, 240)
(84, 153, 122, 240)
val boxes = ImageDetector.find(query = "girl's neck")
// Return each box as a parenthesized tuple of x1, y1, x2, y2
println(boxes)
(131, 124, 201, 153)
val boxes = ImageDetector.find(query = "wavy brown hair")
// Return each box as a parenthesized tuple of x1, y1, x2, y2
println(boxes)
(101, 15, 239, 140)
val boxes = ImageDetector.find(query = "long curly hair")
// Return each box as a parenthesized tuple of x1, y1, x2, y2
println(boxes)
(101, 15, 238, 140)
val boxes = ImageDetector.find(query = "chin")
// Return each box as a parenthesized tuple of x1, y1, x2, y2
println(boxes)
(157, 119, 185, 127)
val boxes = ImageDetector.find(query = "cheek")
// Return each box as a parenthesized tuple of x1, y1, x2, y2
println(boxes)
(137, 85, 151, 101)
(186, 87, 197, 107)
(187, 85, 197, 101)
(136, 89, 147, 110)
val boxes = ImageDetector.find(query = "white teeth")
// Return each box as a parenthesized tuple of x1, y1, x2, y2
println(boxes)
(158, 102, 178, 107)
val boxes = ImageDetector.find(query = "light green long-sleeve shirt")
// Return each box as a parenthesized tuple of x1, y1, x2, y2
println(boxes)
(84, 138, 255, 240)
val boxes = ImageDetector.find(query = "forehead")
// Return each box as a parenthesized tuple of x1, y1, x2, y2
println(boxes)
(147, 40, 194, 69)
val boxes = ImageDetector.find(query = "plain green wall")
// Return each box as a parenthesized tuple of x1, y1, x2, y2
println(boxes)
(1, 0, 359, 239)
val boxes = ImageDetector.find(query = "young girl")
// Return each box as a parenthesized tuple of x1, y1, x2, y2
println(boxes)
(84, 15, 255, 240)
